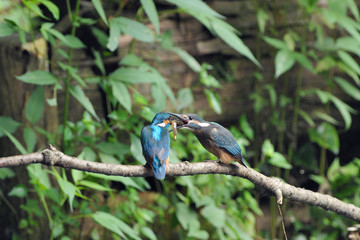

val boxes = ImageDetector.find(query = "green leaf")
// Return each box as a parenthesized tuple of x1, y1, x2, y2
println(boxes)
(257, 8, 269, 34)
(209, 17, 261, 68)
(27, 164, 51, 189)
(291, 52, 315, 73)
(264, 84, 277, 107)
(329, 94, 355, 130)
(70, 85, 99, 120)
(204, 89, 222, 114)
(152, 84, 166, 112)
(275, 49, 295, 78)
(91, 0, 108, 25)
(88, 173, 147, 191)
(177, 88, 194, 111)
(110, 67, 157, 83)
(41, 0, 60, 20)
(337, 61, 360, 85)
(56, 177, 77, 211)
(200, 64, 221, 88)
(298, 109, 315, 127)
(171, 47, 201, 72)
(0, 22, 14, 37)
(95, 142, 130, 157)
(1, 128, 27, 154)
(167, 0, 224, 19)
(24, 128, 37, 153)
(268, 152, 292, 169)
(99, 152, 120, 164)
(338, 50, 360, 75)
(25, 86, 44, 124)
(78, 146, 97, 162)
(0, 168, 15, 180)
(336, 37, 360, 58)
(327, 158, 340, 182)
(93, 50, 105, 75)
(24, 1, 48, 19)
(334, 77, 360, 101)
(92, 211, 141, 239)
(315, 89, 330, 104)
(8, 185, 28, 198)
(77, 180, 113, 191)
(115, 17, 154, 43)
(176, 202, 197, 230)
(262, 139, 274, 157)
(140, 0, 160, 34)
(107, 18, 122, 51)
(71, 169, 86, 184)
(313, 111, 339, 125)
(16, 70, 57, 85)
(64, 35, 86, 48)
(46, 28, 69, 45)
(263, 36, 288, 49)
(201, 204, 226, 228)
(0, 116, 21, 137)
(141, 226, 157, 240)
(240, 114, 254, 140)
(130, 134, 145, 164)
(346, 0, 360, 21)
(309, 122, 339, 154)
(91, 27, 108, 48)
(120, 54, 144, 66)
(111, 81, 132, 113)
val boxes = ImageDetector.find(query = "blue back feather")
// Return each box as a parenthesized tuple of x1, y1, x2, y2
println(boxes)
(141, 123, 170, 180)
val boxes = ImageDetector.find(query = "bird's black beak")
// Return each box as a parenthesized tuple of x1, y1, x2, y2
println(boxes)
(166, 113, 189, 140)
(167, 113, 189, 126)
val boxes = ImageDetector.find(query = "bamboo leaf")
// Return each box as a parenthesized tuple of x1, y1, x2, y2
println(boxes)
(1, 128, 27, 154)
(204, 89, 222, 114)
(40, 0, 60, 20)
(275, 49, 295, 78)
(70, 86, 99, 120)
(0, 22, 14, 37)
(334, 77, 360, 101)
(24, 128, 37, 153)
(91, 0, 108, 25)
(25, 86, 45, 124)
(16, 70, 57, 85)
(92, 211, 141, 239)
(0, 117, 21, 137)
(140, 0, 159, 33)
(338, 50, 360, 75)
(111, 81, 132, 113)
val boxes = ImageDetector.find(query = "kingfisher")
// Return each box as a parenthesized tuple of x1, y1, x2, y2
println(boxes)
(141, 112, 188, 180)
(170, 113, 247, 167)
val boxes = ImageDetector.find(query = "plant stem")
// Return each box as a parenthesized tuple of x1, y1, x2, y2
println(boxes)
(62, 0, 81, 151)
(319, 101, 330, 176)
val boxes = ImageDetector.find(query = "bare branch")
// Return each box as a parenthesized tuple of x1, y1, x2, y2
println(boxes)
(1, 146, 359, 222)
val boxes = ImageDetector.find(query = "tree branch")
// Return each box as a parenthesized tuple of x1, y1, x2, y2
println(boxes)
(1, 146, 359, 222)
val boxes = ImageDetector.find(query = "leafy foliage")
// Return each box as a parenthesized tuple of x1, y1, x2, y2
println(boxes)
(0, 0, 360, 239)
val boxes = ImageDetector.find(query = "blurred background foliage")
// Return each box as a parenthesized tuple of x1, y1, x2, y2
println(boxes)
(0, 0, 360, 239)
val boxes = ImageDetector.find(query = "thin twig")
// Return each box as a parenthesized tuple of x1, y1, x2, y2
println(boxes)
(277, 203, 288, 240)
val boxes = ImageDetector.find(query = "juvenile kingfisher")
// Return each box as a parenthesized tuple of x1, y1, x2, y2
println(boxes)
(170, 113, 247, 167)
(141, 112, 188, 180)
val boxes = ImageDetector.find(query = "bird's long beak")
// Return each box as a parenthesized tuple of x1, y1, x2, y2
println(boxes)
(167, 113, 189, 125)
(166, 113, 189, 140)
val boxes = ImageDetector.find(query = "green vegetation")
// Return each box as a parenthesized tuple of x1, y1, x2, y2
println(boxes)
(0, 0, 360, 239)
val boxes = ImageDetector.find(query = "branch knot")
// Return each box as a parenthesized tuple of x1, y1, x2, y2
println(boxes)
(42, 144, 62, 166)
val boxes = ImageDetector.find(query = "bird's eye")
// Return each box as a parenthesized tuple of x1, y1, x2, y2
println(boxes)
(189, 116, 193, 120)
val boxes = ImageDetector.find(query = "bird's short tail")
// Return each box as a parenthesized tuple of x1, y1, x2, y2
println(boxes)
(236, 154, 247, 168)
(152, 157, 166, 180)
